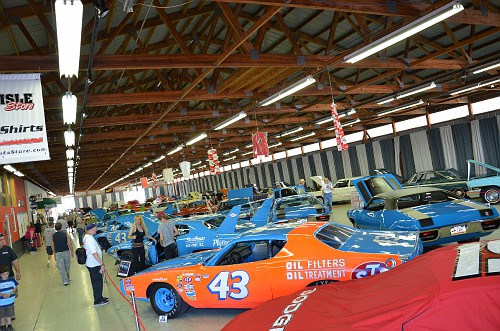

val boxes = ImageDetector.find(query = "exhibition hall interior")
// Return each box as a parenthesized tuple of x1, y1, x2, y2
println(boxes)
(0, 0, 499, 330)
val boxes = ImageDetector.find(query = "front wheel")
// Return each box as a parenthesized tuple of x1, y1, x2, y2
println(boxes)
(482, 186, 500, 204)
(452, 188, 466, 199)
(150, 283, 189, 318)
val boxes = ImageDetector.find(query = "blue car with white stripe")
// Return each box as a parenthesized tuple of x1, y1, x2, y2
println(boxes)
(347, 174, 500, 247)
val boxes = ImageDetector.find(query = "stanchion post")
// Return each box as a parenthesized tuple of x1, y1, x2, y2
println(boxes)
(130, 291, 141, 331)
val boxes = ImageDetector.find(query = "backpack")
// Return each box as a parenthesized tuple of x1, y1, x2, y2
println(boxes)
(76, 247, 87, 265)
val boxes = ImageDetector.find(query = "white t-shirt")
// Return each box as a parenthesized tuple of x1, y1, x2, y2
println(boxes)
(83, 234, 102, 268)
(323, 182, 333, 194)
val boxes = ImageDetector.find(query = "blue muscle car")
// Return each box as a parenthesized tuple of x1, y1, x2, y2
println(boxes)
(347, 174, 500, 247)
(266, 194, 330, 225)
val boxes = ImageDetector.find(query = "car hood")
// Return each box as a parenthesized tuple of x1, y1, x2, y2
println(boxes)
(341, 230, 422, 259)
(139, 250, 218, 273)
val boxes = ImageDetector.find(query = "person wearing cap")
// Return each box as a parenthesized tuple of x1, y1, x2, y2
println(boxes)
(0, 234, 20, 281)
(157, 212, 179, 261)
(297, 179, 306, 194)
(83, 223, 109, 307)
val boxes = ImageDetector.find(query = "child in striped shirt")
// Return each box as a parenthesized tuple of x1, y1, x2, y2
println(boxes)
(0, 265, 18, 331)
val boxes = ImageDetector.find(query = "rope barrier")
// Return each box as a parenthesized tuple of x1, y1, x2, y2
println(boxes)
(103, 268, 147, 331)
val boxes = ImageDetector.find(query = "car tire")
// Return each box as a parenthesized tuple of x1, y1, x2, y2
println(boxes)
(150, 283, 189, 318)
(350, 219, 360, 228)
(97, 237, 111, 251)
(481, 186, 500, 204)
(452, 188, 466, 199)
(120, 250, 133, 261)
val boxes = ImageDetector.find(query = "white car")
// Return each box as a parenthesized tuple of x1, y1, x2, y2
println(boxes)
(311, 176, 361, 203)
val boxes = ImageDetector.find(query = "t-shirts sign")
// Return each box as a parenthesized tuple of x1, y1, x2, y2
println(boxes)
(0, 73, 50, 164)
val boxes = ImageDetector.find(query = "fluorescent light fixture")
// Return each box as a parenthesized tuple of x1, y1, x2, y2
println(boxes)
(269, 142, 283, 148)
(344, 1, 464, 64)
(290, 132, 316, 142)
(214, 112, 247, 130)
(449, 77, 500, 95)
(377, 96, 396, 105)
(14, 171, 24, 177)
(3, 165, 16, 173)
(276, 126, 303, 138)
(167, 145, 183, 155)
(315, 116, 333, 125)
(472, 60, 500, 74)
(329, 118, 361, 130)
(55, 0, 83, 78)
(347, 108, 357, 116)
(48, 191, 56, 197)
(62, 92, 77, 124)
(222, 156, 236, 162)
(222, 148, 239, 156)
(185, 132, 207, 146)
(66, 148, 74, 159)
(192, 161, 202, 166)
(64, 130, 75, 146)
(136, 166, 143, 172)
(67, 167, 73, 174)
(244, 143, 253, 149)
(153, 155, 165, 162)
(260, 75, 316, 106)
(67, 159, 74, 167)
(377, 99, 424, 117)
(241, 151, 253, 156)
(143, 162, 152, 168)
(397, 82, 436, 99)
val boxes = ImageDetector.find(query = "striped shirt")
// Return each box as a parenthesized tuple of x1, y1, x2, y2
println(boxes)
(0, 278, 18, 307)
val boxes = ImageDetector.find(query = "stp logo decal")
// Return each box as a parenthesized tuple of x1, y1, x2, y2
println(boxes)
(351, 262, 390, 279)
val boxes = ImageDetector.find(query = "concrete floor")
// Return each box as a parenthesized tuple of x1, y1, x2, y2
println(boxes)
(15, 200, 500, 331)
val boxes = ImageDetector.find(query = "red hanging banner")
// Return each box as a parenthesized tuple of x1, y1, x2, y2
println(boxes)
(140, 177, 148, 188)
(207, 148, 221, 175)
(331, 101, 348, 151)
(252, 131, 269, 158)
(152, 172, 157, 189)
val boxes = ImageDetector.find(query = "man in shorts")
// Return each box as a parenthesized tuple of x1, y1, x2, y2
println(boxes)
(43, 221, 56, 267)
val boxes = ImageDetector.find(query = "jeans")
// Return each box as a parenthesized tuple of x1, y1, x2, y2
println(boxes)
(55, 250, 71, 284)
(131, 245, 146, 275)
(163, 243, 176, 261)
(77, 228, 84, 244)
(87, 266, 104, 304)
(324, 192, 333, 213)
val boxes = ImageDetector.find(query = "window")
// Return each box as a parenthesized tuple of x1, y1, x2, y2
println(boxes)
(287, 147, 302, 157)
(240, 160, 250, 167)
(302, 142, 320, 153)
(274, 151, 286, 160)
(395, 115, 427, 132)
(231, 163, 240, 169)
(216, 240, 286, 266)
(223, 165, 231, 171)
(472, 96, 500, 115)
(176, 224, 190, 236)
(367, 124, 393, 138)
(321, 138, 337, 149)
(429, 105, 468, 124)
(250, 158, 260, 165)
(345, 131, 363, 143)
(261, 155, 272, 163)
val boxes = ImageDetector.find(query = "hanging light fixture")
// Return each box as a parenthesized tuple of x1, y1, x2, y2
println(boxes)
(62, 92, 77, 124)
(397, 82, 436, 99)
(290, 132, 316, 142)
(327, 118, 361, 130)
(55, 0, 83, 78)
(344, 1, 464, 64)
(376, 96, 396, 105)
(64, 130, 75, 146)
(269, 142, 283, 149)
(222, 148, 239, 156)
(214, 112, 247, 130)
(259, 75, 316, 106)
(66, 148, 75, 159)
(471, 60, 500, 74)
(275, 126, 303, 138)
(449, 77, 500, 95)
(167, 145, 183, 155)
(185, 132, 207, 146)
(376, 99, 424, 117)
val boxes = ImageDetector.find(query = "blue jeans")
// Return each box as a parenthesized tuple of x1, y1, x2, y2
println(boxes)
(324, 192, 332, 213)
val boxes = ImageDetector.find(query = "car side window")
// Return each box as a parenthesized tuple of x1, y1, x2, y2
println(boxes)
(216, 240, 287, 266)
(334, 180, 348, 188)
(176, 224, 189, 236)
(367, 198, 385, 211)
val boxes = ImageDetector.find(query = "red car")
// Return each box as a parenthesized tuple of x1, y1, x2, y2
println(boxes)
(173, 199, 216, 217)
(223, 239, 500, 331)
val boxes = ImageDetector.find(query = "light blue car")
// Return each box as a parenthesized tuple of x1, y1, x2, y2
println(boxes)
(266, 194, 330, 225)
(94, 212, 160, 250)
(347, 174, 500, 247)
(466, 159, 500, 204)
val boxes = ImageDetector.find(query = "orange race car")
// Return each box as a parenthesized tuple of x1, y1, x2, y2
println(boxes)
(120, 222, 423, 318)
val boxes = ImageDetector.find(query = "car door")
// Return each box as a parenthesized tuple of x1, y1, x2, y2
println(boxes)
(197, 240, 273, 308)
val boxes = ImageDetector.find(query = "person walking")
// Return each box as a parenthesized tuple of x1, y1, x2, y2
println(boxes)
(128, 215, 156, 275)
(24, 223, 36, 253)
(0, 235, 21, 282)
(51, 223, 74, 286)
(157, 212, 178, 261)
(43, 221, 56, 267)
(75, 216, 86, 245)
(322, 177, 334, 213)
(83, 223, 108, 307)
(56, 217, 68, 233)
(0, 265, 18, 331)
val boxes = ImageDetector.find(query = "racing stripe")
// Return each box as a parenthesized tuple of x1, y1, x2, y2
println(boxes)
(456, 200, 492, 212)
(401, 208, 431, 221)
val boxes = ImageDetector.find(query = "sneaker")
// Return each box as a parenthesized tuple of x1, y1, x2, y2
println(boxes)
(94, 300, 109, 307)
(6, 325, 13, 331)
(102, 297, 109, 303)
(47, 261, 50, 267)
(1, 325, 6, 331)
(64, 282, 69, 286)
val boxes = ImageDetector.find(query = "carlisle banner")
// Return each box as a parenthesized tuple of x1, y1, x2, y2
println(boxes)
(252, 131, 269, 158)
(331, 101, 348, 151)
(0, 73, 50, 164)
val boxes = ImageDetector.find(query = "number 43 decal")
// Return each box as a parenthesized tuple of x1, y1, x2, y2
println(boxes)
(207, 271, 250, 300)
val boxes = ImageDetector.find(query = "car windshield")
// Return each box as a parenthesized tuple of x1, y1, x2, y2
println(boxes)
(203, 216, 225, 229)
(315, 224, 355, 249)
(397, 191, 457, 209)
(366, 197, 386, 211)
(218, 198, 250, 211)
(436, 170, 462, 179)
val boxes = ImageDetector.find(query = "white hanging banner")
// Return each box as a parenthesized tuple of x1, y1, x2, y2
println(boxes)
(0, 74, 50, 164)
(163, 168, 174, 183)
(179, 161, 191, 178)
